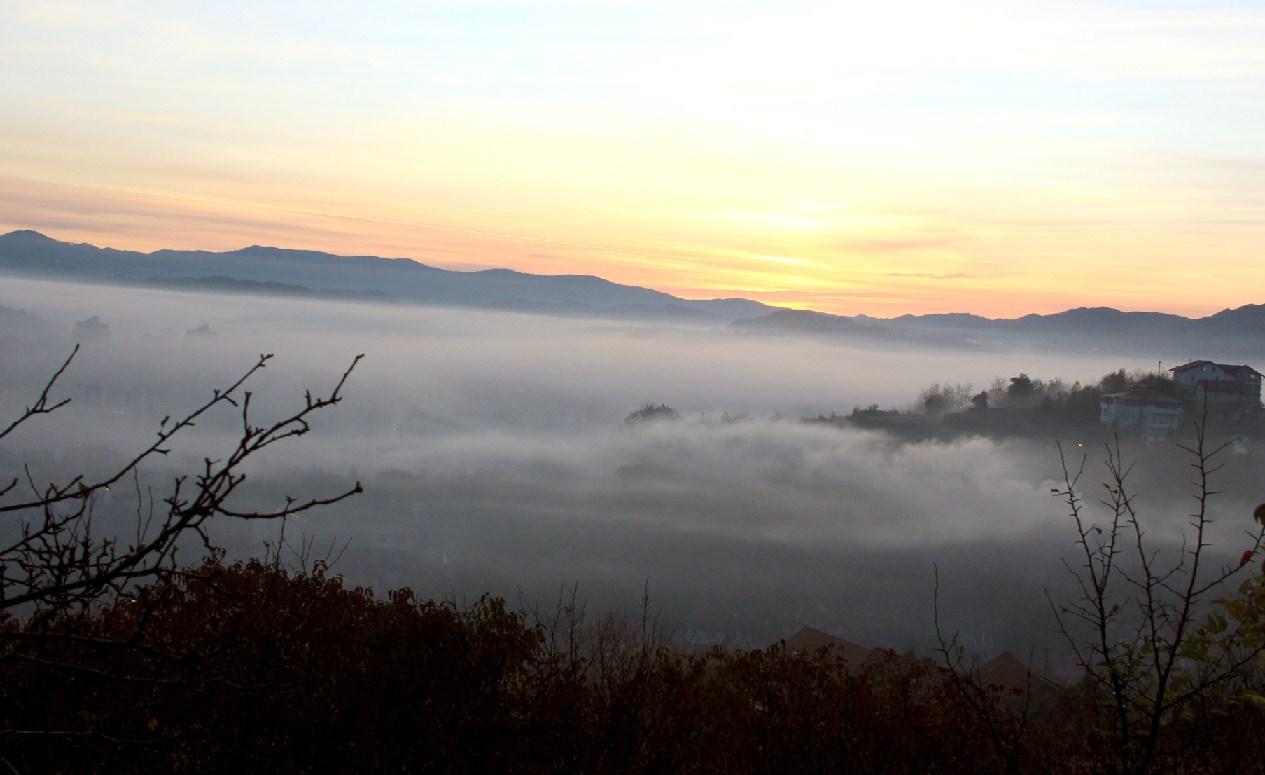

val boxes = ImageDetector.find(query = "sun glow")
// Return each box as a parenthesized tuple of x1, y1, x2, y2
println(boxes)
(2, 1, 1263, 317)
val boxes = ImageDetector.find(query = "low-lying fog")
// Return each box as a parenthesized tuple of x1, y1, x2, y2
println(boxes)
(2, 276, 1261, 670)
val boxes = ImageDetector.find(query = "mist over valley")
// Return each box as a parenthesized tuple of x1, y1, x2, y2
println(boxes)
(3, 274, 1260, 669)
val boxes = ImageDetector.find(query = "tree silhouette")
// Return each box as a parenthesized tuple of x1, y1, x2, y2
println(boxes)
(1006, 373, 1035, 403)
(1, 346, 363, 623)
(623, 403, 679, 425)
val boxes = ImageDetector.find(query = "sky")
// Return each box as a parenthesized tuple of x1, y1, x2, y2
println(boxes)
(2, 0, 1264, 317)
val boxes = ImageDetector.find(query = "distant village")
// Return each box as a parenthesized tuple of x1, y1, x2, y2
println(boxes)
(1100, 360, 1262, 440)
(816, 358, 1263, 445)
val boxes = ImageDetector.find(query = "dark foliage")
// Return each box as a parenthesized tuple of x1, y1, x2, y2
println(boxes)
(0, 557, 1092, 774)
(623, 404, 680, 425)
(5, 557, 1264, 773)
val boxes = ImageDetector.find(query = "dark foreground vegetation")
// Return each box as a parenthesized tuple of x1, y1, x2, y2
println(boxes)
(6, 554, 1265, 774)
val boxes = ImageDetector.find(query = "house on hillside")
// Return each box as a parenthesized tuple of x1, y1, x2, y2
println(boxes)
(1100, 388, 1183, 441)
(1170, 360, 1263, 420)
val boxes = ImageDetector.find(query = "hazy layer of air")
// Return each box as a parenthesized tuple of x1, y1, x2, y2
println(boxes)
(2, 276, 1261, 669)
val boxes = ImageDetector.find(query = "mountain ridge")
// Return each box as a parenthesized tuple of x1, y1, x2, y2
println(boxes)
(2, 231, 1262, 345)
(734, 302, 1265, 355)
(0, 230, 771, 323)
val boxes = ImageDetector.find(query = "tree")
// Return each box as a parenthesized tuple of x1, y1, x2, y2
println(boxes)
(623, 404, 679, 425)
(922, 387, 950, 414)
(919, 383, 973, 415)
(971, 391, 989, 411)
(1006, 373, 1035, 403)
(1, 345, 363, 624)
(1099, 368, 1130, 395)
(1047, 427, 1265, 775)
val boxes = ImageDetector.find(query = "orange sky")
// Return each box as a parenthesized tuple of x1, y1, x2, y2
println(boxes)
(3, 1, 1264, 318)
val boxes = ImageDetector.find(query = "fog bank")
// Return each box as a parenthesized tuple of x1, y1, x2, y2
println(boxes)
(2, 276, 1260, 666)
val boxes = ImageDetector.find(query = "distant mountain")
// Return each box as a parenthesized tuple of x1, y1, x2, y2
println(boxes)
(3, 231, 1260, 351)
(737, 301, 1265, 354)
(1203, 304, 1265, 331)
(0, 230, 775, 323)
(139, 275, 393, 303)
(741, 309, 866, 335)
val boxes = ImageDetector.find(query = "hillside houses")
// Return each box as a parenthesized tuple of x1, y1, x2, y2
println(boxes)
(1170, 360, 1263, 420)
(1099, 360, 1262, 439)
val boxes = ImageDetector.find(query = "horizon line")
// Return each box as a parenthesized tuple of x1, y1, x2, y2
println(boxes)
(1, 227, 1256, 323)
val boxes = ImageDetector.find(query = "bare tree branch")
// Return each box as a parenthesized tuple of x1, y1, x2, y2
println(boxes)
(1, 352, 365, 619)
(0, 345, 78, 441)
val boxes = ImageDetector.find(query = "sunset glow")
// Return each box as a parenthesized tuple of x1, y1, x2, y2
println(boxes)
(3, 0, 1263, 317)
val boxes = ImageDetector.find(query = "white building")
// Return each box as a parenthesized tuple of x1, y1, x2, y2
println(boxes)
(1170, 361, 1263, 419)
(1100, 389, 1184, 441)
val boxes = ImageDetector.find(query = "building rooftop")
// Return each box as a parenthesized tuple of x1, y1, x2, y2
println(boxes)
(1170, 360, 1261, 379)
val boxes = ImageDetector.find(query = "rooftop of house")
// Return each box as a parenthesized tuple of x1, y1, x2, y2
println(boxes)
(779, 627, 1063, 697)
(1170, 360, 1262, 379)
(783, 627, 879, 668)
